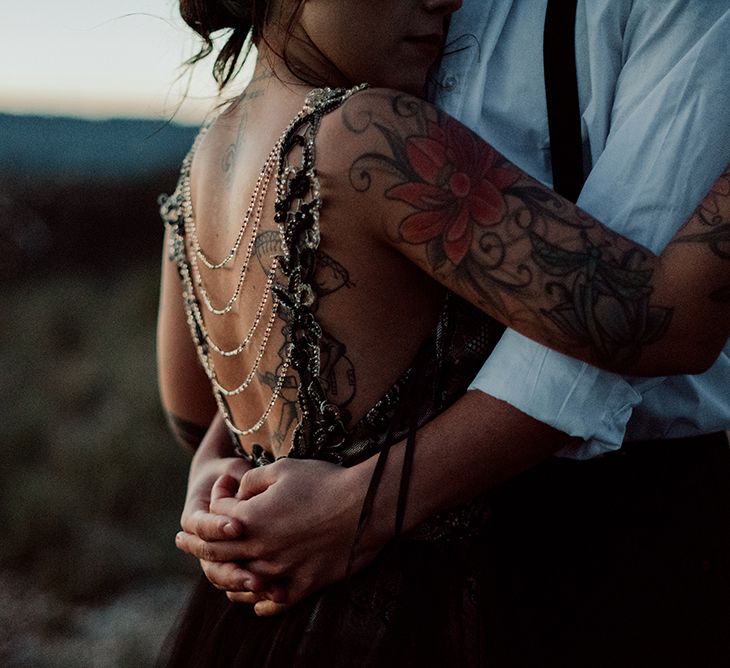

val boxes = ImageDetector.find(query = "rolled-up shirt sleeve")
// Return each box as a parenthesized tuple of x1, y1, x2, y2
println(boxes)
(469, 330, 663, 458)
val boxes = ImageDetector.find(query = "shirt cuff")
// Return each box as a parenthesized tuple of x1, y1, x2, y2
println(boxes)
(469, 330, 661, 459)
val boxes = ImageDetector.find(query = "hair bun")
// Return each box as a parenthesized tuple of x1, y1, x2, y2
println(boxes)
(179, 0, 257, 89)
(180, 0, 252, 33)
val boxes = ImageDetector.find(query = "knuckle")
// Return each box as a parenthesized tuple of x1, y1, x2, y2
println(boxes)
(246, 541, 264, 560)
(203, 567, 227, 591)
(200, 546, 217, 562)
(266, 562, 285, 578)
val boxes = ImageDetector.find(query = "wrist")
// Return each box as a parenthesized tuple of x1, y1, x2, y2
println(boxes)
(344, 459, 392, 553)
(345, 449, 434, 552)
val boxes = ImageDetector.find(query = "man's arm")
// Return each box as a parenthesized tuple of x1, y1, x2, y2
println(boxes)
(325, 90, 729, 376)
(444, 1, 730, 455)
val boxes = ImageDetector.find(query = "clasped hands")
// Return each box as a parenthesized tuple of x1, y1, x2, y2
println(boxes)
(175, 450, 380, 617)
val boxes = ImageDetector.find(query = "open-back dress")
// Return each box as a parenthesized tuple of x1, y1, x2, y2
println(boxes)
(158, 85, 730, 667)
(157, 86, 505, 667)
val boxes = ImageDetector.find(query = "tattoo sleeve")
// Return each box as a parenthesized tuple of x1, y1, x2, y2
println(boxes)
(341, 91, 729, 372)
(670, 167, 730, 303)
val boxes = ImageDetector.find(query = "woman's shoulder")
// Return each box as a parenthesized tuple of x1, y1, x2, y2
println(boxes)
(315, 87, 443, 201)
(317, 86, 439, 151)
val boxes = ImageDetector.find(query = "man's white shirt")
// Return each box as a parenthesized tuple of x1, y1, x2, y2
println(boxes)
(434, 0, 730, 458)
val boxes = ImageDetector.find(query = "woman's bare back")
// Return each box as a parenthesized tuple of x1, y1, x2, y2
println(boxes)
(168, 76, 445, 459)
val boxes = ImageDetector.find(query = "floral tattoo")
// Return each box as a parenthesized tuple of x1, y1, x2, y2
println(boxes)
(343, 92, 677, 367)
(672, 170, 730, 303)
(388, 117, 519, 266)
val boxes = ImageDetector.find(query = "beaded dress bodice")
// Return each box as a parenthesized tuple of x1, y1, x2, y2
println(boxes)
(160, 86, 504, 475)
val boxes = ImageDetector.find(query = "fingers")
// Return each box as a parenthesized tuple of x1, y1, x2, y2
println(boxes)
(176, 531, 254, 562)
(175, 532, 290, 579)
(211, 473, 240, 504)
(227, 584, 291, 615)
(208, 494, 244, 519)
(225, 581, 287, 608)
(181, 510, 242, 541)
(205, 474, 244, 527)
(253, 599, 291, 616)
(200, 560, 267, 593)
(227, 591, 265, 605)
(199, 562, 291, 613)
(237, 465, 277, 500)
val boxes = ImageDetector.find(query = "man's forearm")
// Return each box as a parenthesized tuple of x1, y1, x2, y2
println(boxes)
(349, 390, 578, 549)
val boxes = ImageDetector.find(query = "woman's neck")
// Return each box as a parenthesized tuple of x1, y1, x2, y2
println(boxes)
(256, 22, 351, 92)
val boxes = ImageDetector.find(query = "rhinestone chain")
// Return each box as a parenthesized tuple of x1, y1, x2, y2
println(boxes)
(173, 104, 312, 436)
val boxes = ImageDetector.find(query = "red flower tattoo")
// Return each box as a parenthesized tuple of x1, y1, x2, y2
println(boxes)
(387, 118, 519, 265)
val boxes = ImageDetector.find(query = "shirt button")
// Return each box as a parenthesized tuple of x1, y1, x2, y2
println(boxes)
(443, 75, 458, 91)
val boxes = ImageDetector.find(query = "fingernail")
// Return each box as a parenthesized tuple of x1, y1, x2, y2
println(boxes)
(223, 522, 238, 538)
(175, 532, 184, 543)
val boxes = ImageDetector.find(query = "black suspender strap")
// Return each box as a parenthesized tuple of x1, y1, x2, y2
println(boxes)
(543, 0, 585, 203)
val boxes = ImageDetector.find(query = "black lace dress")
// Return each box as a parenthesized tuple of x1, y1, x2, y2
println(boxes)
(158, 87, 505, 667)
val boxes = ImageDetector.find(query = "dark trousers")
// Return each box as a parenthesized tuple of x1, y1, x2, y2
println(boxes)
(485, 432, 730, 668)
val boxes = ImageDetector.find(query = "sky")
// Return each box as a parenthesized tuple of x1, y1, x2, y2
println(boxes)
(0, 1, 244, 124)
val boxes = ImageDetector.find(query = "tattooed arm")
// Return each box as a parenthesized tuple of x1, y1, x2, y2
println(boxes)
(329, 90, 729, 376)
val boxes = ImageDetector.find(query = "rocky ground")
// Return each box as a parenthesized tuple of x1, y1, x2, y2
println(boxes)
(0, 572, 194, 667)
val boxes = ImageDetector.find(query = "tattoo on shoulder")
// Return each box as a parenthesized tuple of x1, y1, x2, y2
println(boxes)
(221, 109, 247, 181)
(220, 71, 274, 182)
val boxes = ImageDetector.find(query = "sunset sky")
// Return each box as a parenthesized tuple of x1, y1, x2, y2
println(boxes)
(0, 1, 241, 124)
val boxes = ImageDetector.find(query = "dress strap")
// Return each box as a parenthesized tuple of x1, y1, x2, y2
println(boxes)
(272, 85, 368, 462)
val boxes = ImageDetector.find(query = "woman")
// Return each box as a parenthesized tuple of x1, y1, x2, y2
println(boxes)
(158, 0, 730, 665)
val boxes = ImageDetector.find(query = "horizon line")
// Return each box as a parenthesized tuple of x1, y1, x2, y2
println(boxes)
(0, 92, 217, 126)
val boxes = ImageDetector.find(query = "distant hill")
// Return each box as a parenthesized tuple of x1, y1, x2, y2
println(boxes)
(0, 114, 202, 277)
(0, 113, 197, 181)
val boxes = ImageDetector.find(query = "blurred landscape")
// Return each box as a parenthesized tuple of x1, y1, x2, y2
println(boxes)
(0, 113, 200, 666)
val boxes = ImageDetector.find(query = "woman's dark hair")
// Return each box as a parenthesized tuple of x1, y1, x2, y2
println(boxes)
(179, 0, 266, 89)
(179, 0, 308, 90)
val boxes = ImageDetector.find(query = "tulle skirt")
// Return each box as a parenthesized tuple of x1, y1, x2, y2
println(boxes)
(159, 531, 496, 668)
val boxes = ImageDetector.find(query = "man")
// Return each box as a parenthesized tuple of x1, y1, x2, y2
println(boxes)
(176, 2, 730, 665)
(422, 5, 730, 664)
